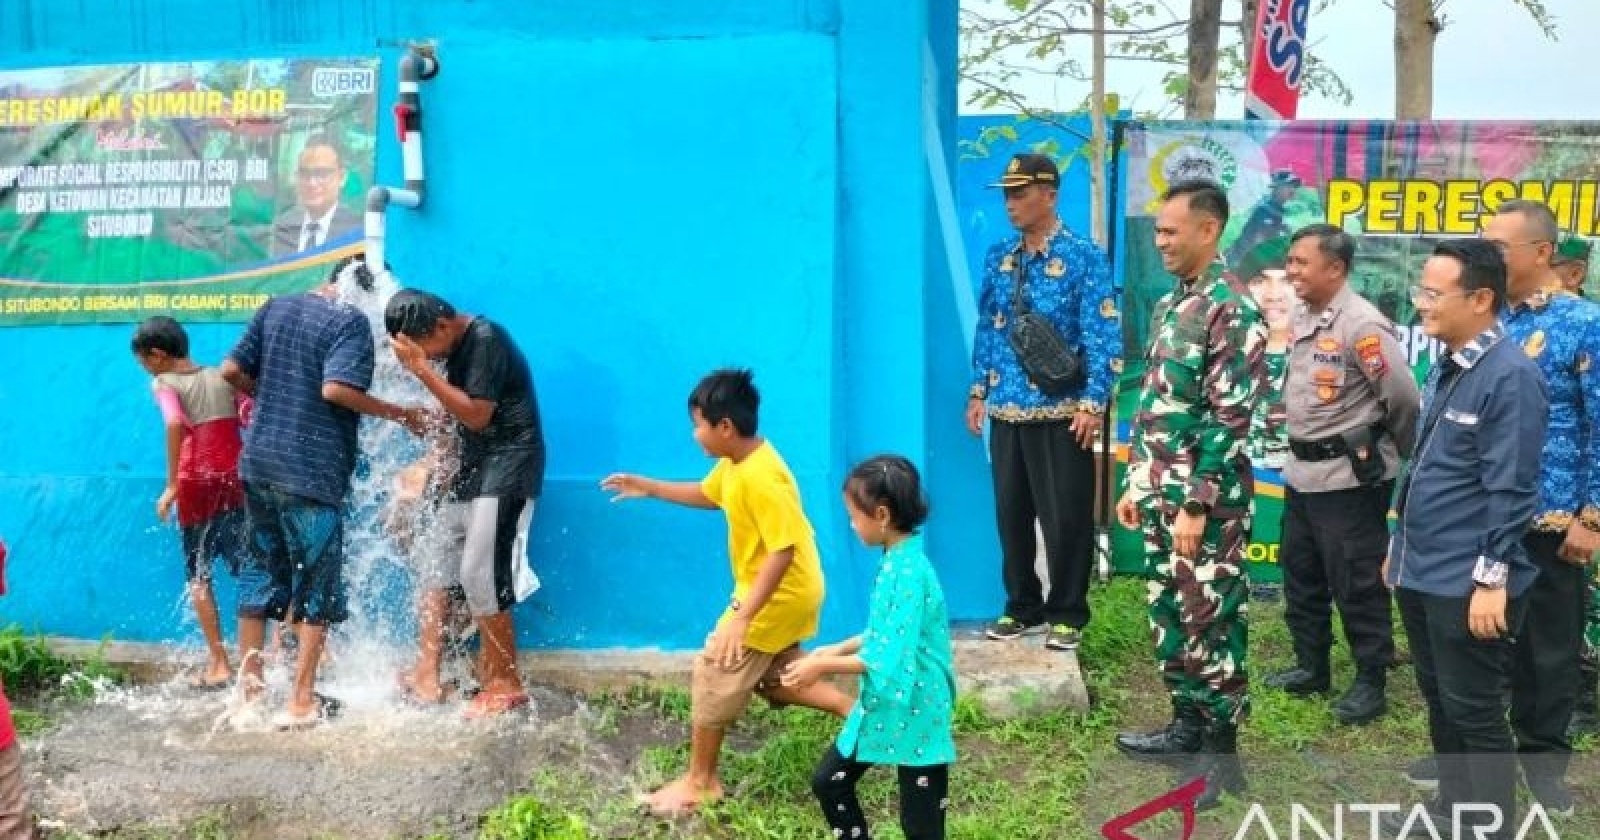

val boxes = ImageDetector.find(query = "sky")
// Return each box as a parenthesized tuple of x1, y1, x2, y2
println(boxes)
(962, 0, 1600, 120)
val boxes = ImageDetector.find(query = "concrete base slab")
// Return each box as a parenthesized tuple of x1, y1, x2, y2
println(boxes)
(48, 632, 1090, 718)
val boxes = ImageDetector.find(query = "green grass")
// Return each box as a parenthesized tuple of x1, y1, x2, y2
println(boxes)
(0, 624, 125, 733)
(470, 578, 1599, 840)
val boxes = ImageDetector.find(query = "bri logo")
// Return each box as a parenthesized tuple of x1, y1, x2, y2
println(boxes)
(312, 67, 376, 97)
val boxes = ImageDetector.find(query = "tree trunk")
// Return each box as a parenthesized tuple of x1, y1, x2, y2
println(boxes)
(1184, 0, 1223, 119)
(1090, 0, 1107, 246)
(1394, 0, 1439, 119)
(1240, 0, 1259, 84)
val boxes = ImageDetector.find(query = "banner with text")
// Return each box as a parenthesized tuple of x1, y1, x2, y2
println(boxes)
(1114, 120, 1600, 579)
(0, 58, 379, 325)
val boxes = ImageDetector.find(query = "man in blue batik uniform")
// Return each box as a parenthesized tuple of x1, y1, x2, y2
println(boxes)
(966, 153, 1122, 653)
(1480, 201, 1600, 817)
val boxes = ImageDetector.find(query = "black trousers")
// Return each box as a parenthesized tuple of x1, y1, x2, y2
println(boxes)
(1279, 482, 1395, 677)
(811, 745, 948, 840)
(1510, 532, 1586, 783)
(1398, 587, 1528, 838)
(989, 419, 1095, 627)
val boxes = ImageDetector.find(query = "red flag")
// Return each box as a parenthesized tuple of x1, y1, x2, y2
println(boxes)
(1245, 0, 1311, 120)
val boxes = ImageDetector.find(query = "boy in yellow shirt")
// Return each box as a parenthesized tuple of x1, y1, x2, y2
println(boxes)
(602, 368, 851, 816)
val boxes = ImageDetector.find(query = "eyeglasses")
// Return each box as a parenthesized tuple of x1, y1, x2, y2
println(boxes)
(1409, 285, 1481, 307)
(1482, 238, 1549, 254)
(296, 166, 340, 183)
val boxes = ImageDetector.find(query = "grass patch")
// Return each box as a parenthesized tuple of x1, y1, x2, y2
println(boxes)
(476, 577, 1599, 839)
(0, 625, 125, 733)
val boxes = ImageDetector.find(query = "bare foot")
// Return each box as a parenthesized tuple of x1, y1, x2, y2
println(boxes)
(204, 660, 233, 684)
(397, 669, 449, 704)
(640, 776, 723, 816)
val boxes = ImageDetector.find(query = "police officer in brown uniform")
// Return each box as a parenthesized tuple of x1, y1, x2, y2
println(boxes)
(1264, 224, 1420, 725)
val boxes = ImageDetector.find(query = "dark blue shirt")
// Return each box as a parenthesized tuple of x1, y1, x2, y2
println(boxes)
(1502, 289, 1600, 532)
(228, 292, 375, 507)
(1387, 324, 1548, 598)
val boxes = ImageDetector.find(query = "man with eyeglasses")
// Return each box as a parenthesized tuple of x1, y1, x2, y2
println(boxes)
(1466, 200, 1598, 816)
(1382, 238, 1547, 838)
(271, 134, 361, 257)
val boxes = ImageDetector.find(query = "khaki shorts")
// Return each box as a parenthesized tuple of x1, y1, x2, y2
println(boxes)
(690, 642, 802, 729)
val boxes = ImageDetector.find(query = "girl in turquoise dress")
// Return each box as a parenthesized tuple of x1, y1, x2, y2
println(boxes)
(781, 455, 957, 840)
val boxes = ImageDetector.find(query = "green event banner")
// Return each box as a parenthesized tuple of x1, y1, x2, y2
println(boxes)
(0, 58, 379, 325)
(1112, 120, 1600, 580)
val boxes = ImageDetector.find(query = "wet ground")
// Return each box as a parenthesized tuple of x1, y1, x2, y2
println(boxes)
(24, 664, 684, 840)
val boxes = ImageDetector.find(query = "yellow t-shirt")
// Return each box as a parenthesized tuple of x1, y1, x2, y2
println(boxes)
(700, 440, 825, 653)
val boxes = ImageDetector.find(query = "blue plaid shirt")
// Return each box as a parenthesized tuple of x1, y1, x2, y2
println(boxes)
(970, 222, 1121, 420)
(1502, 289, 1600, 533)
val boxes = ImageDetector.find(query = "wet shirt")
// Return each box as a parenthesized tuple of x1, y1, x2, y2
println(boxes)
(1387, 325, 1547, 597)
(700, 441, 825, 654)
(1283, 285, 1420, 493)
(153, 367, 247, 527)
(970, 222, 1121, 420)
(1502, 289, 1600, 533)
(1128, 262, 1269, 518)
(837, 534, 957, 767)
(229, 293, 374, 507)
(444, 317, 546, 500)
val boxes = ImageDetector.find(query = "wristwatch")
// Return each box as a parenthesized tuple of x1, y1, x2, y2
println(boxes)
(1181, 499, 1209, 517)
(1472, 556, 1508, 590)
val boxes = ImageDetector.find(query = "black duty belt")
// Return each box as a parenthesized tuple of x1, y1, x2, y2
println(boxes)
(1288, 438, 1347, 462)
(1289, 423, 1387, 463)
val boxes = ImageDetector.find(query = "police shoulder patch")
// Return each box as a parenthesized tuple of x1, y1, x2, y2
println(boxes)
(1355, 334, 1387, 377)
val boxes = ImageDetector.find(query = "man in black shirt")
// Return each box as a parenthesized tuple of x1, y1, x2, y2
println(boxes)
(386, 289, 546, 719)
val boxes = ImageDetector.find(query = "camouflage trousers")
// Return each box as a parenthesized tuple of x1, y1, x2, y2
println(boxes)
(1141, 506, 1251, 725)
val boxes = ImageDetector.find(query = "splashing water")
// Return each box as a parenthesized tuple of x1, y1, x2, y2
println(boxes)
(318, 261, 444, 710)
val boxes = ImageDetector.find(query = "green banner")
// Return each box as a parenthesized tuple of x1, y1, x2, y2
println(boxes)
(1114, 121, 1599, 580)
(0, 58, 379, 325)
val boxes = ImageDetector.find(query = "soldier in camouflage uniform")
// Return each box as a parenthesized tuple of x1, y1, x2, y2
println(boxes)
(1113, 179, 1270, 811)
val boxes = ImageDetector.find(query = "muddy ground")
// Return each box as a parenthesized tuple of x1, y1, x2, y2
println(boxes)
(24, 674, 685, 840)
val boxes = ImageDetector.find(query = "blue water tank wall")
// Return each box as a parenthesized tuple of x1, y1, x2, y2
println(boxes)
(0, 0, 1004, 651)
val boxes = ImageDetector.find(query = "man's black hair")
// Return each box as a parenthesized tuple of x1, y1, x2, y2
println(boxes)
(1163, 178, 1231, 227)
(688, 368, 760, 437)
(1432, 238, 1508, 311)
(1290, 223, 1357, 274)
(384, 288, 457, 339)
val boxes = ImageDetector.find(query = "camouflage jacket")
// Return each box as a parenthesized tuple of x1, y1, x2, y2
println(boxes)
(1503, 287, 1600, 533)
(1128, 261, 1269, 518)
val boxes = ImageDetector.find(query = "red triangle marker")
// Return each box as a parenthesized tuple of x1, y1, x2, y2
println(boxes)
(1099, 775, 1207, 840)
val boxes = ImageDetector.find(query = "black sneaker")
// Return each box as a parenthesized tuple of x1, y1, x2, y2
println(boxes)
(1403, 755, 1438, 791)
(1527, 776, 1576, 818)
(1045, 624, 1082, 651)
(985, 616, 1042, 641)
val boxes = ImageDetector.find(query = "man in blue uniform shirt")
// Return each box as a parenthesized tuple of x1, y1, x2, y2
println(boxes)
(966, 153, 1121, 652)
(1383, 238, 1548, 838)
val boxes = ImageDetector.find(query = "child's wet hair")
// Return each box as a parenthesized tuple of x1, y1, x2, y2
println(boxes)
(688, 368, 760, 437)
(844, 454, 929, 533)
(384, 288, 456, 338)
(328, 253, 383, 292)
(131, 315, 188, 358)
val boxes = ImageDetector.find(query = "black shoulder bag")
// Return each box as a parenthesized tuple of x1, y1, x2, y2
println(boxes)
(1006, 253, 1086, 397)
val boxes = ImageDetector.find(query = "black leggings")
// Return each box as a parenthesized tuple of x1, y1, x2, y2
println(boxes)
(811, 744, 949, 840)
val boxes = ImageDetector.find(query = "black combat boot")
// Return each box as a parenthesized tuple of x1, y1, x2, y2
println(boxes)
(1332, 668, 1388, 725)
(1190, 722, 1247, 811)
(1262, 658, 1330, 696)
(1115, 698, 1204, 763)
